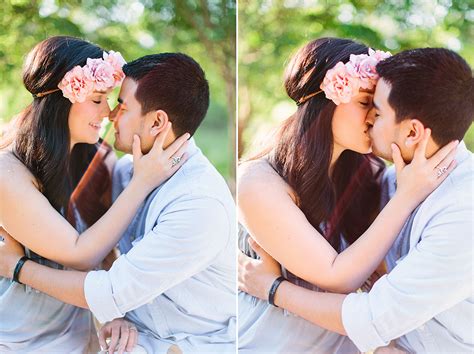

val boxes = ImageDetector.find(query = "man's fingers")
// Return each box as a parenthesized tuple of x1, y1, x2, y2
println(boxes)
(108, 326, 120, 354)
(428, 139, 459, 169)
(116, 325, 129, 354)
(248, 237, 272, 261)
(164, 132, 191, 159)
(98, 326, 110, 351)
(248, 237, 262, 254)
(151, 122, 172, 153)
(391, 143, 405, 175)
(132, 135, 143, 161)
(126, 327, 138, 352)
(413, 128, 431, 161)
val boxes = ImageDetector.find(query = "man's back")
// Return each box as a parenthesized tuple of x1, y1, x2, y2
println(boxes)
(378, 141, 473, 352)
(93, 139, 236, 353)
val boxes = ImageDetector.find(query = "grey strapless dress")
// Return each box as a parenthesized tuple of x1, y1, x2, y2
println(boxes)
(0, 208, 99, 353)
(238, 225, 359, 354)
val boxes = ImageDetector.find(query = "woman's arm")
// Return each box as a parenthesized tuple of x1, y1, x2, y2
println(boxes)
(237, 241, 346, 334)
(0, 127, 189, 270)
(238, 130, 458, 293)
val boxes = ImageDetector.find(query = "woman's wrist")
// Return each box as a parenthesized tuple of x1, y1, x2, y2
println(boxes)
(391, 190, 420, 212)
(7, 255, 24, 280)
(127, 177, 154, 198)
(268, 276, 286, 307)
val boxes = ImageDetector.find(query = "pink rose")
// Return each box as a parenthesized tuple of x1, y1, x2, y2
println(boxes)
(346, 54, 379, 89)
(58, 66, 94, 103)
(369, 48, 391, 62)
(320, 62, 360, 105)
(103, 51, 126, 71)
(104, 51, 126, 86)
(85, 58, 115, 91)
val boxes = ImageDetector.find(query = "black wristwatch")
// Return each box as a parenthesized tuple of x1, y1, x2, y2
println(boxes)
(268, 276, 286, 307)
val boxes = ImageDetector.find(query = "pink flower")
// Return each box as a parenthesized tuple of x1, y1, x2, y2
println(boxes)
(56, 50, 126, 103)
(104, 51, 126, 71)
(85, 58, 115, 92)
(320, 62, 360, 105)
(58, 66, 95, 103)
(346, 54, 379, 89)
(104, 51, 126, 86)
(369, 48, 391, 62)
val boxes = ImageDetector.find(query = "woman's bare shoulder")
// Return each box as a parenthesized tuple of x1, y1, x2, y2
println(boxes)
(238, 159, 295, 201)
(0, 151, 39, 189)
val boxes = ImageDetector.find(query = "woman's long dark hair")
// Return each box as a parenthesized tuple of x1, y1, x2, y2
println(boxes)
(261, 38, 385, 251)
(3, 36, 113, 228)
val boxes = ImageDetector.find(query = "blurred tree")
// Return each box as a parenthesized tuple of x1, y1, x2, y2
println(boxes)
(239, 0, 474, 157)
(0, 0, 235, 181)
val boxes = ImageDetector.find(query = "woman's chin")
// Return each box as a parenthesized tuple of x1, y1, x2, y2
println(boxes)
(84, 135, 101, 145)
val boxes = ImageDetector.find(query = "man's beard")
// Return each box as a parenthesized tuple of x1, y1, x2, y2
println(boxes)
(370, 141, 393, 161)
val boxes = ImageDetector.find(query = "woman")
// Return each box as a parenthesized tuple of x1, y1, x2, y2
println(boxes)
(237, 38, 457, 353)
(0, 36, 188, 352)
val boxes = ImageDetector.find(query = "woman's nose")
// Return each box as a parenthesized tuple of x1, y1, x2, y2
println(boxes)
(102, 101, 111, 118)
(365, 107, 376, 125)
(108, 105, 118, 122)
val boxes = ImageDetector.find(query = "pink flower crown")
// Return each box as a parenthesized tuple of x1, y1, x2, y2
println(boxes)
(297, 48, 391, 106)
(35, 51, 126, 103)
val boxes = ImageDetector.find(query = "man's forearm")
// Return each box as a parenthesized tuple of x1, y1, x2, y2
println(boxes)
(274, 281, 347, 335)
(19, 260, 89, 309)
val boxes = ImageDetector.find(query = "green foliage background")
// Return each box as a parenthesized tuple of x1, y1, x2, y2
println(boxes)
(239, 0, 474, 156)
(0, 0, 236, 181)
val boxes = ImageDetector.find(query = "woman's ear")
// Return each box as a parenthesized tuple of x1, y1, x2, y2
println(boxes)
(149, 110, 169, 137)
(402, 119, 425, 147)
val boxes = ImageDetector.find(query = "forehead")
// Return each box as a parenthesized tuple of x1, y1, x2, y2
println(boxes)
(118, 77, 139, 103)
(374, 78, 391, 106)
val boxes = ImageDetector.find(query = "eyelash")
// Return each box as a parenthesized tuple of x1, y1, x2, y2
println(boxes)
(93, 100, 101, 104)
(359, 102, 369, 106)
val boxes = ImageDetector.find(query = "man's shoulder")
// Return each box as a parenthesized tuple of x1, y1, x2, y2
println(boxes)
(162, 151, 232, 199)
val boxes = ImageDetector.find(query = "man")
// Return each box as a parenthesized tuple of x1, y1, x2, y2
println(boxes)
(0, 53, 236, 353)
(238, 48, 473, 353)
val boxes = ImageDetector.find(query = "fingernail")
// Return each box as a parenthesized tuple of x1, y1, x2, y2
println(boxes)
(391, 143, 396, 151)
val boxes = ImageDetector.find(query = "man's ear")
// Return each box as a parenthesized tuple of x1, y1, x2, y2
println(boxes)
(402, 119, 425, 147)
(149, 110, 169, 137)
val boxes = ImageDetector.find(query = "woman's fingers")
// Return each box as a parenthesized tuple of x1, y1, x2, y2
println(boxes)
(168, 152, 189, 175)
(434, 159, 457, 184)
(150, 122, 172, 153)
(168, 139, 190, 167)
(413, 128, 431, 161)
(428, 139, 459, 170)
(391, 143, 405, 176)
(132, 135, 143, 161)
(164, 132, 191, 159)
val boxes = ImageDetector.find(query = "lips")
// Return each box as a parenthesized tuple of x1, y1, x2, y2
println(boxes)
(89, 122, 101, 129)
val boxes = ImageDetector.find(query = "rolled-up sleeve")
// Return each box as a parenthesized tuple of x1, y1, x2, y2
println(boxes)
(341, 199, 473, 352)
(84, 270, 125, 323)
(84, 195, 230, 323)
